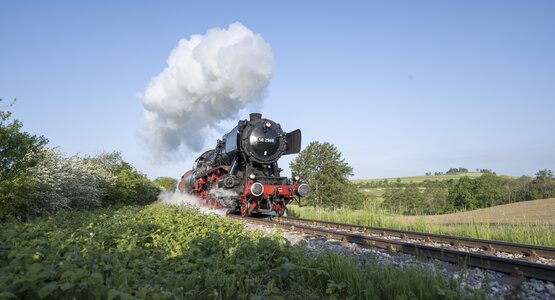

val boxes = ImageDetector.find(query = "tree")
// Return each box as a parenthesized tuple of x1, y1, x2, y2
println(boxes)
(528, 169, 555, 200)
(383, 184, 426, 214)
(289, 142, 359, 208)
(473, 173, 503, 207)
(427, 184, 450, 213)
(0, 100, 48, 220)
(446, 167, 468, 175)
(447, 176, 478, 210)
(154, 177, 178, 193)
(504, 175, 532, 203)
(535, 169, 553, 180)
(446, 168, 457, 175)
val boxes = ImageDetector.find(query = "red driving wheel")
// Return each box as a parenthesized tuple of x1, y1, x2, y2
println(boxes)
(240, 206, 246, 217)
(277, 204, 288, 217)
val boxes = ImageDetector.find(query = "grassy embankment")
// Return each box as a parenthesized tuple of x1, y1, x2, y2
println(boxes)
(0, 204, 486, 299)
(288, 198, 555, 246)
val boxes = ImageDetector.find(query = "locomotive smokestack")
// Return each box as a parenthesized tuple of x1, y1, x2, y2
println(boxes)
(250, 113, 262, 121)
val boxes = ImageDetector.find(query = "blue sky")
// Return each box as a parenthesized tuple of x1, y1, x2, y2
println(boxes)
(1, 1, 554, 180)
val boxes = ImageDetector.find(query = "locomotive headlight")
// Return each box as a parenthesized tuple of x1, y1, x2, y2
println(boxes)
(297, 184, 309, 197)
(264, 121, 272, 128)
(249, 174, 256, 180)
(294, 175, 300, 181)
(250, 182, 264, 196)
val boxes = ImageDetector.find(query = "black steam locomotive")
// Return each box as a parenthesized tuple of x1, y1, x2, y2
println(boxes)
(178, 113, 309, 216)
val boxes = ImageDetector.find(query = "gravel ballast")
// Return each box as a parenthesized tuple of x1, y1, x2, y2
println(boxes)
(241, 221, 555, 300)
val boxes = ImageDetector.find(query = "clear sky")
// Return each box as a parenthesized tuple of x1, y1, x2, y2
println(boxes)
(1, 1, 554, 180)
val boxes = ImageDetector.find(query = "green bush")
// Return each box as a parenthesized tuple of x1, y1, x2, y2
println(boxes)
(0, 174, 38, 221)
(153, 176, 178, 193)
(110, 169, 160, 205)
(90, 151, 160, 206)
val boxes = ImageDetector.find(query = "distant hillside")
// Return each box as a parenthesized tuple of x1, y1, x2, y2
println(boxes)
(394, 198, 555, 225)
(352, 172, 485, 184)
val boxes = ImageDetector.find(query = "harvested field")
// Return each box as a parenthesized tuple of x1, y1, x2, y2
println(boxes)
(395, 198, 555, 225)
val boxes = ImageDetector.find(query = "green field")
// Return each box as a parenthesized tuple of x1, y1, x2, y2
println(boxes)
(0, 204, 486, 299)
(352, 172, 485, 184)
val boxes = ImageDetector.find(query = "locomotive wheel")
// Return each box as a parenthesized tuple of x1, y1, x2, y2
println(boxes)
(240, 205, 247, 217)
(277, 205, 288, 217)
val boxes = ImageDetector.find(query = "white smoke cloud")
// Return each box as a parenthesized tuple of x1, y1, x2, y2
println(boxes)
(139, 22, 274, 160)
(157, 191, 229, 216)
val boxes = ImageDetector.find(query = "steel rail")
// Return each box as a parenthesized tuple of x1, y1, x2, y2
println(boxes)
(228, 215, 555, 282)
(277, 217, 555, 260)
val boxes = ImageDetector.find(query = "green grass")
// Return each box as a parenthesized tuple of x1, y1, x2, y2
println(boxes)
(352, 172, 485, 184)
(0, 204, 486, 299)
(288, 205, 555, 247)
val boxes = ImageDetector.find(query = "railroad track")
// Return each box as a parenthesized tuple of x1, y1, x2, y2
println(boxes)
(228, 214, 555, 282)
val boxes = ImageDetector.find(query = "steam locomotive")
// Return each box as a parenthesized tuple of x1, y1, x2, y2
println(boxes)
(178, 113, 309, 216)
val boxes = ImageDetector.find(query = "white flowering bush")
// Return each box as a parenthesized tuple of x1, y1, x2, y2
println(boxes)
(32, 148, 115, 214)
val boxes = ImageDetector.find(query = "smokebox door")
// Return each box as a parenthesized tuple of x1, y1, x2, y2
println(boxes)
(285, 129, 302, 155)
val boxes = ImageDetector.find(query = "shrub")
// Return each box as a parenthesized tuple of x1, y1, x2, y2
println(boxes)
(153, 176, 178, 193)
(32, 148, 115, 214)
(110, 169, 160, 205)
(89, 151, 160, 206)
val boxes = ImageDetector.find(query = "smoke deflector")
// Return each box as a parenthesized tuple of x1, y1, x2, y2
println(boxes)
(285, 129, 302, 155)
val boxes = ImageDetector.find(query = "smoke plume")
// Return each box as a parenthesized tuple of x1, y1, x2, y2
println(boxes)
(139, 22, 274, 159)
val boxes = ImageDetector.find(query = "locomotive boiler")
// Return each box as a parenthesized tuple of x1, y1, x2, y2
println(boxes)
(178, 113, 309, 216)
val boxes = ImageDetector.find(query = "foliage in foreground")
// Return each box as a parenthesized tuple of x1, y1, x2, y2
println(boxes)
(0, 204, 485, 299)
(288, 205, 555, 247)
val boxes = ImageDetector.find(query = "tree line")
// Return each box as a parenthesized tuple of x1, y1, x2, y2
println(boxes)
(447, 170, 555, 210)
(1, 100, 177, 221)
(382, 171, 555, 215)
